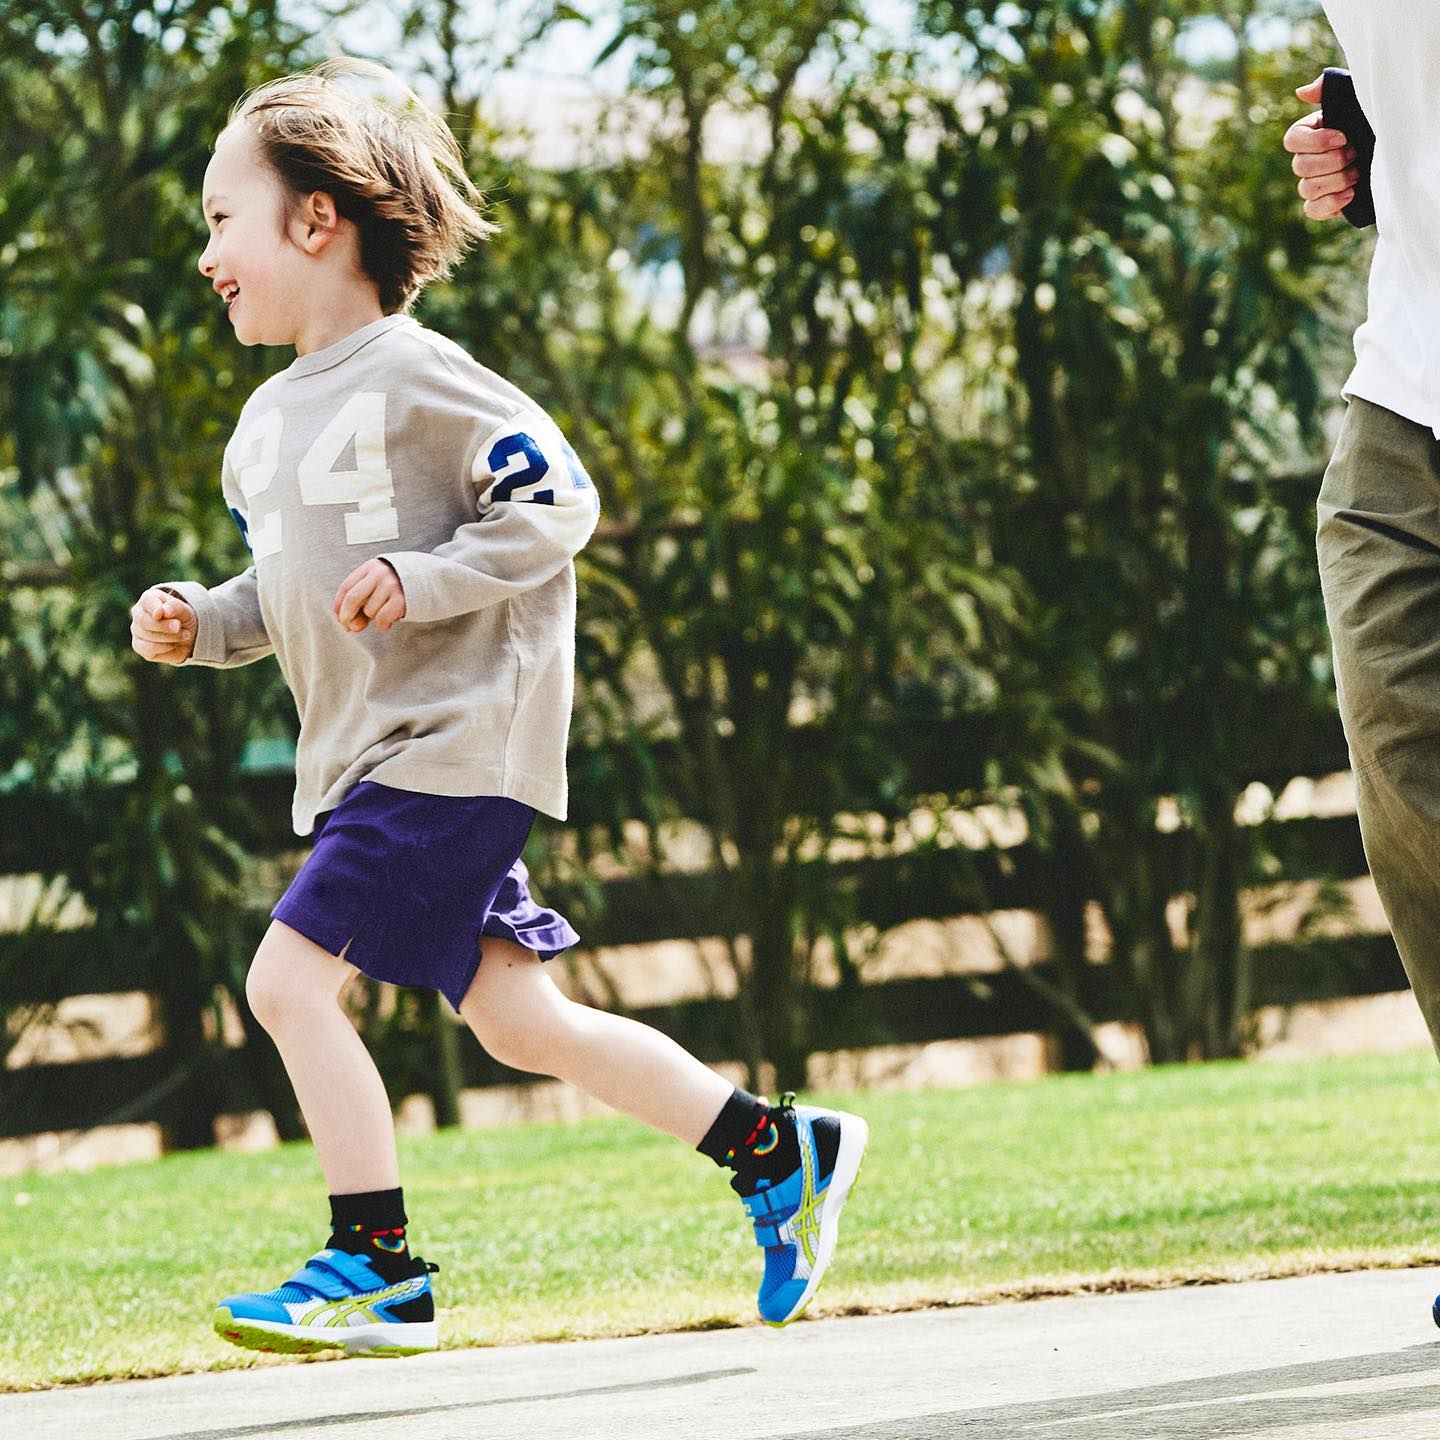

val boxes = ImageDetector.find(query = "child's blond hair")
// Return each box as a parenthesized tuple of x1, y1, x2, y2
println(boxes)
(228, 57, 497, 314)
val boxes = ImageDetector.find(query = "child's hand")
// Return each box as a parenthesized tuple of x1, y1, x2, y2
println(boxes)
(335, 558, 406, 633)
(131, 587, 198, 664)
(1285, 75, 1361, 222)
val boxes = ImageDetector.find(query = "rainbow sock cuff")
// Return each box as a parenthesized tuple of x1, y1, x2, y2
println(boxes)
(348, 1223, 409, 1254)
(725, 1112, 779, 1164)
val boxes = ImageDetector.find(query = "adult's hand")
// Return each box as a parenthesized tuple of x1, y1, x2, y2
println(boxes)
(1285, 75, 1361, 222)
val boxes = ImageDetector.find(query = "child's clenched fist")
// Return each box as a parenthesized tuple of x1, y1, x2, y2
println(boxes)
(131, 588, 198, 664)
(334, 558, 406, 633)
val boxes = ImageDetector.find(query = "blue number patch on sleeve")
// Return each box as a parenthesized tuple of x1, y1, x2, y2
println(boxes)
(562, 437, 600, 515)
(561, 438, 592, 489)
(229, 505, 253, 555)
(488, 432, 554, 506)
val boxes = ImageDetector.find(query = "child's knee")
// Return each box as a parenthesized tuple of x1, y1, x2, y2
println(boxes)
(461, 940, 571, 1072)
(245, 952, 290, 1033)
(245, 920, 352, 1031)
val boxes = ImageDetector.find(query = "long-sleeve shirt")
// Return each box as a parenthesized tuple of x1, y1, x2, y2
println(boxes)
(1322, 3, 1440, 439)
(159, 313, 601, 835)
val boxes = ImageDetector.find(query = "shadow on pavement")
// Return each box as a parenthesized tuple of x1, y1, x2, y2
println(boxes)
(776, 1344, 1440, 1439)
(137, 1365, 756, 1440)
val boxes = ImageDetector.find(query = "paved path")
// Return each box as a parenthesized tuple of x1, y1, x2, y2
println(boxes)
(7, 1268, 1440, 1439)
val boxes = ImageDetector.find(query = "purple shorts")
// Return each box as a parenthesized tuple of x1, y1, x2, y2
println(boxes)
(270, 779, 581, 1012)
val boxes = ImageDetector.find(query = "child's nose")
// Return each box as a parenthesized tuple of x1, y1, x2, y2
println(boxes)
(197, 243, 216, 277)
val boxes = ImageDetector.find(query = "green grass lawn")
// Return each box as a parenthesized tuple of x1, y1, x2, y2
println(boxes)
(6, 1049, 1440, 1391)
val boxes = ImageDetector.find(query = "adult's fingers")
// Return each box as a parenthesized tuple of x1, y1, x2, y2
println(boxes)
(1292, 145, 1355, 180)
(1304, 188, 1354, 222)
(1284, 110, 1349, 156)
(1299, 165, 1360, 202)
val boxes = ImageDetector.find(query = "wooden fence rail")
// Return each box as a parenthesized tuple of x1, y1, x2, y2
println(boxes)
(0, 807, 1372, 1007)
(5, 933, 1405, 1138)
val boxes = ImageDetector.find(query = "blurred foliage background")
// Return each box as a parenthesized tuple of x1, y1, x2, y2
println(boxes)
(0, 0, 1375, 1147)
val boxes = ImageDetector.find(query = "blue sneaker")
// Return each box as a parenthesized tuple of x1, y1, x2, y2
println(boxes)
(736, 1092, 869, 1327)
(213, 1248, 439, 1357)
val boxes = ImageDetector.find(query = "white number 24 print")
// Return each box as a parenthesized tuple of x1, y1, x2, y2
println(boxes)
(234, 392, 398, 560)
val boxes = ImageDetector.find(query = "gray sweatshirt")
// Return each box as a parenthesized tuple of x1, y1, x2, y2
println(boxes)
(159, 314, 600, 835)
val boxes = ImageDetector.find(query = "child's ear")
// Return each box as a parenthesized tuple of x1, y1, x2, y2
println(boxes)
(298, 192, 341, 254)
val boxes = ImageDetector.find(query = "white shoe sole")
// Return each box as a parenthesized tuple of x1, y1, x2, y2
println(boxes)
(766, 1110, 869, 1327)
(214, 1307, 437, 1357)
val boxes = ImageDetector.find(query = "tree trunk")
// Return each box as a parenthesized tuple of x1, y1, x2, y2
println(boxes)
(428, 989, 464, 1128)
(1195, 780, 1247, 1058)
(744, 857, 810, 1093)
(1043, 804, 1102, 1071)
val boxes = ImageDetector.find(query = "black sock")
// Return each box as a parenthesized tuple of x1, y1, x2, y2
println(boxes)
(327, 1187, 415, 1284)
(696, 1087, 802, 1194)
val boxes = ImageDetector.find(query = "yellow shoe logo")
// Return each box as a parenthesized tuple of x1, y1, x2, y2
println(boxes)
(789, 1127, 829, 1269)
(298, 1276, 424, 1329)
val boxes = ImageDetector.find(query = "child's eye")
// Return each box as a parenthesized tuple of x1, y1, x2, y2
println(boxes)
(209, 212, 227, 225)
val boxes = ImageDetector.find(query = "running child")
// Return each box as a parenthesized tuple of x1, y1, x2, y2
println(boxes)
(129, 57, 869, 1357)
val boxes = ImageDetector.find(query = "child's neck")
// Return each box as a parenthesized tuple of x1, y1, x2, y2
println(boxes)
(293, 293, 388, 357)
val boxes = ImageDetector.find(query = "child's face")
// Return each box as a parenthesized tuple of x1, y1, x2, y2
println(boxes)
(196, 124, 311, 348)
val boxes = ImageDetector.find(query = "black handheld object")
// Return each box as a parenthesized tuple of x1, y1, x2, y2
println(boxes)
(1320, 66, 1376, 229)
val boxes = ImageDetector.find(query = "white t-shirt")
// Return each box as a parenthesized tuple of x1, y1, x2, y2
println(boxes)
(1323, 2, 1440, 439)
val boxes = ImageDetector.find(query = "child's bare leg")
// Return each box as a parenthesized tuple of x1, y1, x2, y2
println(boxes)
(460, 937, 870, 1330)
(459, 936, 733, 1144)
(247, 919, 399, 1193)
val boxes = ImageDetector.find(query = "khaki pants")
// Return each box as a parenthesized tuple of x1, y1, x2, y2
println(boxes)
(1317, 394, 1440, 1057)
